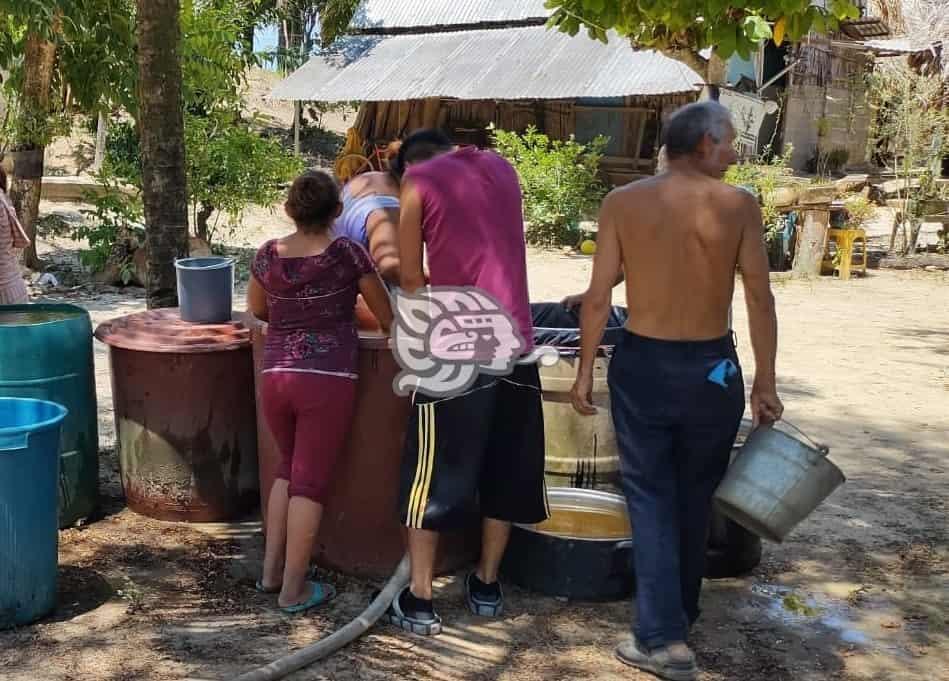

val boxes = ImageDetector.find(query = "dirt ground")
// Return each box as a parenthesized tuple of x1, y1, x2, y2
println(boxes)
(3, 70, 947, 678)
(2, 218, 947, 680)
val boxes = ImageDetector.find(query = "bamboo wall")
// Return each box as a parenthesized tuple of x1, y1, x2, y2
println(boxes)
(352, 92, 697, 184)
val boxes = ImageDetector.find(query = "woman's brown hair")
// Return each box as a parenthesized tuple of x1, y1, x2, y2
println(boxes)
(284, 170, 341, 233)
(0, 166, 7, 194)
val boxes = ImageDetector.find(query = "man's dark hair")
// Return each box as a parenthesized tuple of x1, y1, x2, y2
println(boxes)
(390, 129, 452, 179)
(661, 101, 734, 160)
(0, 166, 7, 194)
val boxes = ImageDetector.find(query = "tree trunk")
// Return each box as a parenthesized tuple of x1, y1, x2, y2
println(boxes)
(792, 207, 831, 278)
(136, 0, 190, 309)
(10, 29, 58, 271)
(93, 111, 109, 172)
(652, 46, 724, 174)
(196, 203, 214, 242)
(907, 218, 923, 255)
(661, 47, 726, 86)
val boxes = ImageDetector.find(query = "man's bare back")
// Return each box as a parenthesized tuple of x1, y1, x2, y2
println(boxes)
(570, 102, 783, 680)
(572, 100, 780, 428)
(604, 170, 760, 341)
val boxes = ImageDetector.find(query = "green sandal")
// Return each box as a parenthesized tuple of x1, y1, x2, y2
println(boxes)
(280, 581, 337, 615)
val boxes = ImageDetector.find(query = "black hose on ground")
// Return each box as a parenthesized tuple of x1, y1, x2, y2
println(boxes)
(230, 555, 411, 681)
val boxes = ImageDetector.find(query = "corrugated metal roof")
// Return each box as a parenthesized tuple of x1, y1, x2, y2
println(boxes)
(839, 17, 891, 40)
(349, 0, 549, 31)
(860, 37, 940, 56)
(271, 26, 704, 102)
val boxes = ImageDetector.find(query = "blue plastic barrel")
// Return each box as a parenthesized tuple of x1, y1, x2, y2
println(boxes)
(175, 257, 235, 323)
(0, 305, 99, 527)
(0, 397, 68, 628)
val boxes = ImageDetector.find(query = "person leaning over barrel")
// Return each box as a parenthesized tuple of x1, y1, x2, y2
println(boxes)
(570, 102, 783, 681)
(247, 170, 393, 614)
(385, 130, 549, 636)
(0, 167, 30, 305)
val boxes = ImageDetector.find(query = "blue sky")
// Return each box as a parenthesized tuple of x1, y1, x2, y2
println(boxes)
(255, 25, 279, 53)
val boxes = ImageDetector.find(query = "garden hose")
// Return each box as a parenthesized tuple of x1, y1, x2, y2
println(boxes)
(228, 555, 410, 681)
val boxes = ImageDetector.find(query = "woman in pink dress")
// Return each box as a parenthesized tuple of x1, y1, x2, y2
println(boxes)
(0, 167, 30, 304)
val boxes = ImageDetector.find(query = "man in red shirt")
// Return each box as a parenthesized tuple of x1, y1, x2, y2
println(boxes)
(385, 130, 549, 636)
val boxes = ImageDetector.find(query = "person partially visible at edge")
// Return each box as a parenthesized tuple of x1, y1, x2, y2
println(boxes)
(247, 170, 393, 614)
(569, 101, 783, 681)
(0, 167, 30, 304)
(334, 170, 401, 285)
(387, 129, 549, 636)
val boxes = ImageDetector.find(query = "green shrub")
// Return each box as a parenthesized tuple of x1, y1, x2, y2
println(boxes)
(724, 145, 795, 245)
(842, 193, 874, 230)
(185, 113, 305, 242)
(493, 126, 608, 248)
(102, 114, 304, 243)
(78, 174, 144, 281)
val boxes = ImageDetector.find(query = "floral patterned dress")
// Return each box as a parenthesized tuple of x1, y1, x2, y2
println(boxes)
(252, 237, 376, 378)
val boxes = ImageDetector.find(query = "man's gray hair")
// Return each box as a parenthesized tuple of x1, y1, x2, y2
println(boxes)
(661, 101, 734, 160)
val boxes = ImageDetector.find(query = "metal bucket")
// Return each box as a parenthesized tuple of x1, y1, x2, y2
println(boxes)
(713, 422, 845, 543)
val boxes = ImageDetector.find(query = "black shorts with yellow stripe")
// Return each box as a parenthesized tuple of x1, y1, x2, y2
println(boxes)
(398, 363, 550, 532)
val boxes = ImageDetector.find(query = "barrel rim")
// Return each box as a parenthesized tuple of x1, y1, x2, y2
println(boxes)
(0, 303, 90, 327)
(175, 256, 235, 271)
(0, 397, 68, 434)
(95, 308, 251, 354)
(514, 487, 631, 542)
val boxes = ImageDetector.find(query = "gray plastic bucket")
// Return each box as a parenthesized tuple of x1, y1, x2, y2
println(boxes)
(175, 257, 235, 324)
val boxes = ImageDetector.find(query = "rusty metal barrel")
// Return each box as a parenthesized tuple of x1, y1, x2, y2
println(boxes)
(248, 317, 479, 580)
(95, 310, 259, 522)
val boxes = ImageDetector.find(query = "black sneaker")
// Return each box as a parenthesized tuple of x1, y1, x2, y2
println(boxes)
(465, 572, 504, 617)
(382, 586, 442, 636)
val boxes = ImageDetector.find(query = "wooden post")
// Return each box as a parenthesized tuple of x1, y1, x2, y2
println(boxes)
(792, 206, 831, 278)
(293, 100, 302, 155)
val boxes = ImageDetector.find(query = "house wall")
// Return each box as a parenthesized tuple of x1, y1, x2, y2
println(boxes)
(783, 40, 872, 172)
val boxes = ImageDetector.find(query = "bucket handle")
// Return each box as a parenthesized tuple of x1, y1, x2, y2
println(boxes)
(771, 419, 830, 457)
(0, 432, 29, 452)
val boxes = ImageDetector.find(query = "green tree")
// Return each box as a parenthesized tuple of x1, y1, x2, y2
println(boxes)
(86, 0, 301, 262)
(101, 115, 303, 243)
(0, 0, 135, 268)
(867, 62, 949, 255)
(494, 126, 607, 248)
(543, 0, 862, 80)
(136, 0, 189, 308)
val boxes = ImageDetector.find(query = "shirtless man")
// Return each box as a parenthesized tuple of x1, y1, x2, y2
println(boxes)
(570, 101, 783, 681)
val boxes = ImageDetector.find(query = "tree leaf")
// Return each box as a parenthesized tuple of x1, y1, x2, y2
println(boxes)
(773, 16, 786, 45)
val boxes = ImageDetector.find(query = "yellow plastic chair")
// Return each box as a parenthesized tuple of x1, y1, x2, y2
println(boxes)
(822, 228, 868, 280)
